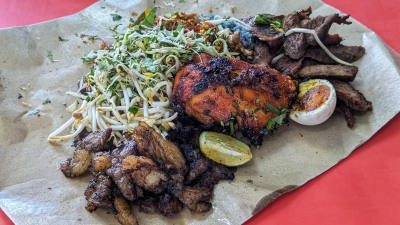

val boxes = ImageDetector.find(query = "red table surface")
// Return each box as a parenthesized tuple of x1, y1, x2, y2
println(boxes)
(1, 0, 400, 224)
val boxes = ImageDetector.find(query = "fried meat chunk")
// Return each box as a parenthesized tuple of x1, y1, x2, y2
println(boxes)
(106, 134, 138, 201)
(122, 155, 169, 195)
(114, 196, 138, 225)
(84, 174, 114, 212)
(134, 122, 187, 176)
(60, 128, 112, 177)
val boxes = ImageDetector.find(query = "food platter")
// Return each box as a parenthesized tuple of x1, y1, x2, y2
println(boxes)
(1, 0, 400, 224)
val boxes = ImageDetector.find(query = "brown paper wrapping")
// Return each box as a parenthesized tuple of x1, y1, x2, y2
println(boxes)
(1, 0, 400, 224)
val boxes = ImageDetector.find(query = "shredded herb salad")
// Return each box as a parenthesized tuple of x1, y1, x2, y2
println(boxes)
(48, 8, 242, 144)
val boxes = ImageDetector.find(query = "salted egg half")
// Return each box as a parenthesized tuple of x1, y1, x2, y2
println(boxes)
(289, 79, 337, 126)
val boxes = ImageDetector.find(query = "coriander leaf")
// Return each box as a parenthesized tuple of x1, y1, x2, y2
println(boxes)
(129, 18, 135, 23)
(58, 37, 69, 42)
(271, 114, 286, 125)
(128, 105, 140, 115)
(110, 24, 122, 31)
(110, 13, 122, 21)
(42, 98, 51, 105)
(140, 7, 157, 27)
(179, 0, 186, 3)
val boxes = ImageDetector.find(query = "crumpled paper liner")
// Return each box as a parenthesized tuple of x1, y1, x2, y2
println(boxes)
(1, 0, 399, 224)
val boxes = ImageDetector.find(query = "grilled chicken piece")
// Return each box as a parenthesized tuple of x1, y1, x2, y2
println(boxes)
(122, 155, 169, 194)
(106, 134, 138, 201)
(84, 174, 114, 212)
(60, 128, 112, 177)
(114, 197, 138, 225)
(134, 122, 187, 176)
(171, 53, 297, 145)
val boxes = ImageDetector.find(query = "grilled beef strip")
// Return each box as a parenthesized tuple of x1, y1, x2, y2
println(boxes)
(272, 56, 304, 78)
(297, 64, 359, 81)
(304, 44, 366, 64)
(329, 79, 372, 111)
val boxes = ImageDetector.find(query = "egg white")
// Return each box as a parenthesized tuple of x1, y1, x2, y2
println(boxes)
(289, 79, 337, 126)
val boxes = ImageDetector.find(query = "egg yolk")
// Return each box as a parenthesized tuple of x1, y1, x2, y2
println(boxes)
(298, 85, 330, 111)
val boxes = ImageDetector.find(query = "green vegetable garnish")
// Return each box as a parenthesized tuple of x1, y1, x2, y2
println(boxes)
(140, 7, 157, 27)
(58, 37, 69, 42)
(110, 13, 122, 21)
(253, 14, 285, 31)
(42, 98, 51, 105)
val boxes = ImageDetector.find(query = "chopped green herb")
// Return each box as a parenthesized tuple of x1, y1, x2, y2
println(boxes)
(128, 105, 140, 115)
(85, 96, 95, 102)
(253, 14, 285, 30)
(267, 102, 281, 115)
(220, 121, 225, 127)
(110, 24, 122, 31)
(110, 13, 122, 21)
(226, 86, 233, 95)
(140, 7, 157, 27)
(255, 98, 260, 104)
(266, 119, 275, 132)
(179, 0, 186, 2)
(58, 37, 69, 42)
(42, 98, 51, 105)
(229, 120, 234, 135)
(47, 51, 55, 62)
(129, 18, 135, 23)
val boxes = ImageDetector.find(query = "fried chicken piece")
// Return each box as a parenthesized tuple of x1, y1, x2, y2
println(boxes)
(106, 134, 138, 201)
(84, 174, 114, 212)
(60, 128, 112, 177)
(114, 196, 138, 225)
(171, 53, 297, 145)
(134, 122, 187, 175)
(91, 152, 112, 175)
(122, 155, 169, 194)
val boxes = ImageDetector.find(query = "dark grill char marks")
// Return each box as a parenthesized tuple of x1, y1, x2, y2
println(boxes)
(283, 7, 312, 59)
(172, 53, 297, 145)
(297, 65, 359, 81)
(329, 80, 372, 111)
(60, 128, 113, 178)
(304, 45, 366, 64)
(106, 134, 139, 201)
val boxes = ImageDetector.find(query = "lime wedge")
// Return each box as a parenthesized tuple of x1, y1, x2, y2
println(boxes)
(199, 131, 252, 167)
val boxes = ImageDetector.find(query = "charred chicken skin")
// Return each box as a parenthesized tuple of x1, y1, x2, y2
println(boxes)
(171, 53, 297, 145)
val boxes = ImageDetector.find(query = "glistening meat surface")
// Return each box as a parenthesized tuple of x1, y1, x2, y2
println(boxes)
(171, 53, 297, 145)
